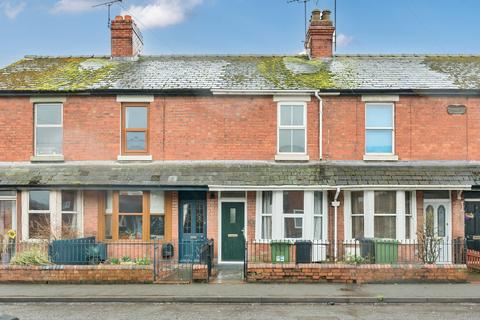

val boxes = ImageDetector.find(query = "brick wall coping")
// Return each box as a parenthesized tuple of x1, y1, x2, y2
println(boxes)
(0, 265, 153, 271)
(248, 263, 467, 270)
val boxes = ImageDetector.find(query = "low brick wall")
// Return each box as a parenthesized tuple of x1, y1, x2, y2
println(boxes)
(247, 263, 468, 284)
(0, 265, 154, 284)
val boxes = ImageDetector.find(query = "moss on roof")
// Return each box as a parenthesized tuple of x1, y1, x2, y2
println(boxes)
(424, 56, 480, 89)
(0, 57, 118, 91)
(257, 56, 335, 89)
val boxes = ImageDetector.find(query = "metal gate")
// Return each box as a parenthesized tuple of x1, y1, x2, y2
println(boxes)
(154, 240, 214, 283)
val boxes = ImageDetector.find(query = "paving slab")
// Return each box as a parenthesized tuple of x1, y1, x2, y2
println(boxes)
(1, 283, 480, 303)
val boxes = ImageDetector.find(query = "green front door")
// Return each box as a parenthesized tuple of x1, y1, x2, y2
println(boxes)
(221, 202, 245, 262)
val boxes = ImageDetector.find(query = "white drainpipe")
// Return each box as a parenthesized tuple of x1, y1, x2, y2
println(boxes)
(332, 187, 341, 261)
(314, 90, 323, 160)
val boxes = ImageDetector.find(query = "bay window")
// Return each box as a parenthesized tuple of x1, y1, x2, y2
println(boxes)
(256, 190, 327, 241)
(260, 191, 272, 239)
(283, 191, 304, 239)
(150, 191, 165, 240)
(351, 191, 364, 239)
(346, 190, 416, 241)
(35, 103, 63, 156)
(28, 191, 51, 239)
(405, 191, 413, 239)
(61, 191, 80, 239)
(0, 191, 16, 237)
(118, 191, 143, 240)
(373, 191, 396, 239)
(103, 191, 165, 241)
(313, 191, 323, 240)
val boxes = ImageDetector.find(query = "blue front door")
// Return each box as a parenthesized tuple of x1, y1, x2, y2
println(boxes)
(179, 191, 207, 262)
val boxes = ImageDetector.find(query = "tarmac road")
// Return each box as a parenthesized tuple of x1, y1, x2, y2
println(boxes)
(0, 303, 479, 320)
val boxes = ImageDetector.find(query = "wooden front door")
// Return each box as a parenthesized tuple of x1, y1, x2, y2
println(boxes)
(179, 191, 207, 262)
(221, 202, 245, 262)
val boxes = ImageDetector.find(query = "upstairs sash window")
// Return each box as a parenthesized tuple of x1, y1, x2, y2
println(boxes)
(365, 103, 394, 154)
(35, 104, 63, 156)
(122, 105, 149, 154)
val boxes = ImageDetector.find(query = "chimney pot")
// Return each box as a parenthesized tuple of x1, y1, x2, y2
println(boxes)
(311, 9, 321, 22)
(321, 10, 331, 22)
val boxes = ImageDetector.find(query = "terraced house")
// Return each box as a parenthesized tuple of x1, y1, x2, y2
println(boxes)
(0, 10, 479, 282)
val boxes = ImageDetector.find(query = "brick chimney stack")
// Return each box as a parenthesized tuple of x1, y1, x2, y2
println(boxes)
(111, 15, 144, 58)
(305, 9, 335, 59)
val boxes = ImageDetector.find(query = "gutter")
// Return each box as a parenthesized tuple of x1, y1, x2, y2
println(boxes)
(211, 89, 340, 96)
(314, 90, 323, 160)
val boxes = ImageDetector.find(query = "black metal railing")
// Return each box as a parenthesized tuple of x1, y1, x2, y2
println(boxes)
(246, 238, 467, 265)
(0, 237, 215, 282)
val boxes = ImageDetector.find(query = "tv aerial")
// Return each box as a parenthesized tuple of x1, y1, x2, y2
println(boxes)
(92, 0, 123, 28)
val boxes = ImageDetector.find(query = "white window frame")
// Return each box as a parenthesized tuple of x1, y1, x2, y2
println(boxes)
(22, 190, 83, 241)
(255, 190, 328, 241)
(0, 191, 17, 233)
(373, 191, 398, 240)
(277, 102, 307, 155)
(365, 103, 395, 156)
(345, 190, 417, 242)
(281, 190, 305, 240)
(60, 190, 83, 238)
(34, 103, 64, 156)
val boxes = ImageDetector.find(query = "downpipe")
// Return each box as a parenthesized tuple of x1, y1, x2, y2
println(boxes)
(332, 187, 341, 261)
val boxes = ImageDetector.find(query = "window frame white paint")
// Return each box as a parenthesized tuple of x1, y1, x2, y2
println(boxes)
(34, 103, 64, 157)
(22, 190, 83, 241)
(0, 192, 17, 233)
(255, 190, 328, 241)
(364, 102, 395, 156)
(276, 102, 308, 156)
(344, 190, 417, 242)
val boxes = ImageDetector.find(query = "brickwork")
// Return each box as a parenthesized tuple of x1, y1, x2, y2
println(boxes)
(83, 191, 99, 237)
(322, 96, 480, 160)
(0, 265, 153, 283)
(247, 263, 468, 284)
(247, 191, 256, 240)
(207, 192, 218, 258)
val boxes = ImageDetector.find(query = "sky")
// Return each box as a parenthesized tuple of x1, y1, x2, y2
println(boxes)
(0, 0, 480, 67)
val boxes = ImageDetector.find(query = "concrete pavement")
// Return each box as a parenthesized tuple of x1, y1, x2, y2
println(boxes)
(1, 283, 480, 304)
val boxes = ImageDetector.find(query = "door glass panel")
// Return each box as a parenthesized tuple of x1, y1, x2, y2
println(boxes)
(195, 201, 204, 234)
(314, 216, 322, 240)
(182, 203, 192, 234)
(425, 205, 435, 234)
(437, 205, 446, 237)
(230, 208, 236, 224)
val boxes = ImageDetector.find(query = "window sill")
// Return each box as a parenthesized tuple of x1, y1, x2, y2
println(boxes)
(30, 155, 64, 162)
(363, 154, 398, 161)
(117, 155, 152, 162)
(275, 154, 309, 162)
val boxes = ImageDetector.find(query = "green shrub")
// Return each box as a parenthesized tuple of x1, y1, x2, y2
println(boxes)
(120, 256, 131, 263)
(344, 254, 366, 265)
(134, 257, 151, 265)
(109, 258, 120, 265)
(10, 248, 50, 266)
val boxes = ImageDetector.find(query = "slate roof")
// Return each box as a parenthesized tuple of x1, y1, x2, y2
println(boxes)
(0, 161, 478, 189)
(1, 55, 480, 92)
